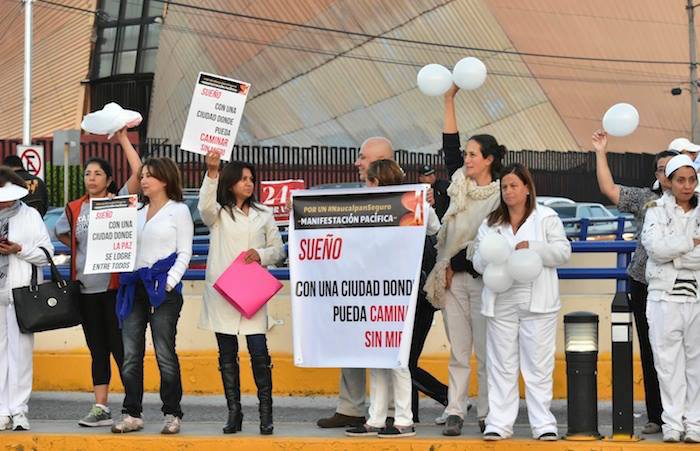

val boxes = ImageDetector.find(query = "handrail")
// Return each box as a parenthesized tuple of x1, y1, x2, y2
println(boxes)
(45, 240, 636, 283)
(51, 216, 632, 256)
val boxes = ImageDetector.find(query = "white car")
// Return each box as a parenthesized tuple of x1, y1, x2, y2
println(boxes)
(537, 196, 575, 206)
(549, 202, 634, 239)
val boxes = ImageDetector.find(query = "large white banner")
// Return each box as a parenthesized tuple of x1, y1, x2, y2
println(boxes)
(84, 195, 138, 274)
(181, 72, 250, 161)
(289, 185, 428, 369)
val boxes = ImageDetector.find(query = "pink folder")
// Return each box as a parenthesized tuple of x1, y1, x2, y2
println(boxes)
(213, 252, 283, 319)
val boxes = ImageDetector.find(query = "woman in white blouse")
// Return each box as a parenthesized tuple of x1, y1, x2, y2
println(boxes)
(198, 151, 284, 435)
(111, 157, 193, 435)
(473, 163, 570, 441)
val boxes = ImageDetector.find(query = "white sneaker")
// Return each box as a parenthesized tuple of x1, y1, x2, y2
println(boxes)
(111, 414, 144, 433)
(0, 416, 11, 431)
(435, 410, 449, 425)
(11, 413, 29, 431)
(663, 429, 682, 443)
(686, 430, 700, 443)
(161, 414, 181, 434)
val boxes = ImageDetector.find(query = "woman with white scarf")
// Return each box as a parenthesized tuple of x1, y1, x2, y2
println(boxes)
(0, 167, 53, 432)
(641, 154, 700, 443)
(473, 163, 570, 441)
(424, 84, 505, 436)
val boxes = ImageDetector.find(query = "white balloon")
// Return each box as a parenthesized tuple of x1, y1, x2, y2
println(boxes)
(452, 57, 487, 90)
(417, 64, 452, 96)
(507, 249, 543, 283)
(483, 263, 514, 293)
(602, 103, 639, 137)
(479, 233, 512, 265)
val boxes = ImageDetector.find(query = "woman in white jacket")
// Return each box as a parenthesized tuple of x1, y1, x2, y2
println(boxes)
(473, 163, 570, 441)
(198, 151, 284, 435)
(0, 168, 53, 432)
(641, 154, 700, 443)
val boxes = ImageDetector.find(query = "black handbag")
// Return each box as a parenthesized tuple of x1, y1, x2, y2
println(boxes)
(12, 246, 82, 333)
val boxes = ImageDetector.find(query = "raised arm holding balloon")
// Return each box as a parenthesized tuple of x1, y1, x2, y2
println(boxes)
(423, 85, 504, 433)
(52, 125, 142, 429)
(471, 163, 570, 442)
(592, 128, 676, 435)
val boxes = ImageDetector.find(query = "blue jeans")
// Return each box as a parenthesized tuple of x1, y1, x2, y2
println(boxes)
(121, 283, 184, 418)
(215, 333, 268, 364)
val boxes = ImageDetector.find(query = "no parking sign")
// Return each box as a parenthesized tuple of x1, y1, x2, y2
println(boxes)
(17, 145, 44, 180)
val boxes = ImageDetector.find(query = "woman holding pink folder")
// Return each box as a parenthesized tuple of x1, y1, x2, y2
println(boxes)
(198, 151, 284, 435)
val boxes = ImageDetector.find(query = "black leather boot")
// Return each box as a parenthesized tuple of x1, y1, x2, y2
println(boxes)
(251, 354, 273, 435)
(219, 357, 243, 434)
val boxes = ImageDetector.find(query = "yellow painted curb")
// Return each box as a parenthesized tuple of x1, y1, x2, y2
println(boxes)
(0, 434, 684, 451)
(33, 351, 646, 400)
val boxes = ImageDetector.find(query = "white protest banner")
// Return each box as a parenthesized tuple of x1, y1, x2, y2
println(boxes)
(261, 179, 305, 226)
(84, 195, 138, 274)
(181, 72, 250, 161)
(289, 185, 428, 368)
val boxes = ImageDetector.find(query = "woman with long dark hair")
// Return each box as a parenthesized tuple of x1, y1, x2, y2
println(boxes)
(198, 151, 284, 435)
(423, 84, 505, 435)
(111, 157, 193, 435)
(55, 128, 141, 427)
(473, 163, 570, 441)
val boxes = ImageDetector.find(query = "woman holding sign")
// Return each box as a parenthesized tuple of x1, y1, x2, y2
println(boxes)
(111, 157, 193, 435)
(423, 84, 504, 435)
(472, 163, 570, 441)
(198, 151, 284, 435)
(0, 168, 53, 432)
(55, 128, 141, 428)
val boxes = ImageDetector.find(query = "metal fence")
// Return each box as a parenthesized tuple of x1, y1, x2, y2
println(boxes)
(0, 139, 657, 206)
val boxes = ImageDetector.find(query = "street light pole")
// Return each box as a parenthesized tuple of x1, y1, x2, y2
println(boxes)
(22, 0, 32, 146)
(688, 0, 699, 142)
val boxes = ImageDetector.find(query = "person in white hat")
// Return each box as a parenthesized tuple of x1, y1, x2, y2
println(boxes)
(668, 137, 700, 171)
(641, 154, 700, 443)
(0, 167, 54, 432)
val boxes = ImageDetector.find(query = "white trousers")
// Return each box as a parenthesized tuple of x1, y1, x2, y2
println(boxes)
(646, 300, 700, 435)
(0, 304, 34, 416)
(484, 299, 558, 439)
(442, 272, 488, 418)
(367, 368, 412, 428)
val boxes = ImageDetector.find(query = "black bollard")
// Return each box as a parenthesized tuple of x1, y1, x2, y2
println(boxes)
(606, 291, 640, 441)
(564, 311, 601, 441)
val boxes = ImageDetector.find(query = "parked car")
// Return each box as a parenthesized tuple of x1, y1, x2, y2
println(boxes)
(537, 196, 575, 206)
(43, 207, 63, 242)
(550, 202, 635, 239)
(183, 188, 209, 236)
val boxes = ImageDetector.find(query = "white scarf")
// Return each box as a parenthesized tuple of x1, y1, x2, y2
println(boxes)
(424, 169, 499, 308)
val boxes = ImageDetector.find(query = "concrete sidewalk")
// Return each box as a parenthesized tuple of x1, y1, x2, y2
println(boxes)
(6, 392, 662, 442)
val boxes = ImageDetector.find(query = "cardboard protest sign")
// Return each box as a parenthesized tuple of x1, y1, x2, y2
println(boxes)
(84, 195, 138, 274)
(181, 72, 250, 161)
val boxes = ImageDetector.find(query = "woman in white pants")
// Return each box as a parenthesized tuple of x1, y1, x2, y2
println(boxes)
(345, 159, 440, 438)
(641, 154, 700, 443)
(473, 163, 570, 441)
(423, 84, 505, 436)
(0, 168, 53, 432)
